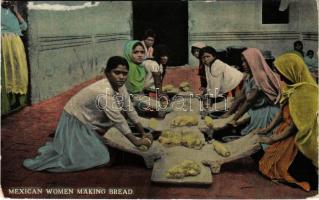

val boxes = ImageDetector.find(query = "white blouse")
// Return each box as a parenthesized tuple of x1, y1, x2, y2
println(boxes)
(64, 78, 140, 134)
(205, 59, 243, 97)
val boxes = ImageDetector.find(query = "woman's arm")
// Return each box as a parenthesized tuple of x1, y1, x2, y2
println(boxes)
(134, 121, 153, 141)
(220, 87, 246, 118)
(252, 104, 283, 135)
(259, 123, 296, 144)
(232, 88, 258, 122)
(122, 87, 154, 143)
(152, 72, 163, 94)
(125, 133, 152, 147)
(11, 3, 27, 31)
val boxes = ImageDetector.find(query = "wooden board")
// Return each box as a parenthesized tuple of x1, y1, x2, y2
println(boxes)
(151, 133, 260, 185)
(151, 146, 213, 185)
(103, 122, 260, 185)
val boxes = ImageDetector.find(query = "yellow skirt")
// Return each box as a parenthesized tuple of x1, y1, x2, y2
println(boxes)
(1, 33, 28, 94)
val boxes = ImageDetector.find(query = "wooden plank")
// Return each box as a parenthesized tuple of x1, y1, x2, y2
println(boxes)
(103, 121, 259, 185)
(151, 133, 260, 185)
(151, 145, 213, 185)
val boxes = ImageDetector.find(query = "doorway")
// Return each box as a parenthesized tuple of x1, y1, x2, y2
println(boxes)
(133, 1, 188, 66)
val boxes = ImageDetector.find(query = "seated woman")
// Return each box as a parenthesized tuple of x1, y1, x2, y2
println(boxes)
(256, 53, 318, 191)
(221, 48, 281, 136)
(23, 56, 153, 172)
(199, 46, 244, 109)
(124, 40, 168, 113)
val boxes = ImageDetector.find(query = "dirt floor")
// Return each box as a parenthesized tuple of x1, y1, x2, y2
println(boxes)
(1, 72, 318, 199)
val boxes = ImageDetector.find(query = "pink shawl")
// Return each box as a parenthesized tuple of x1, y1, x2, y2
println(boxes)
(242, 48, 281, 103)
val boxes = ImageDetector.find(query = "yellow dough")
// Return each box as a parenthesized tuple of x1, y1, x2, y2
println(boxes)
(162, 84, 174, 92)
(180, 86, 191, 92)
(204, 116, 214, 128)
(171, 115, 198, 127)
(138, 145, 149, 151)
(169, 87, 180, 93)
(162, 84, 179, 93)
(166, 160, 201, 179)
(149, 118, 158, 130)
(179, 81, 190, 88)
(212, 140, 231, 157)
(180, 132, 202, 149)
(158, 129, 204, 149)
(158, 130, 182, 145)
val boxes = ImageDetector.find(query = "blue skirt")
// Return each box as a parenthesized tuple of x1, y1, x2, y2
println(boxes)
(241, 105, 280, 136)
(23, 111, 110, 172)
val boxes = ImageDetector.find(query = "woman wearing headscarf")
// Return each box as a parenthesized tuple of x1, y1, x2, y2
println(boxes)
(124, 40, 147, 94)
(223, 48, 281, 136)
(255, 53, 318, 191)
(124, 40, 166, 112)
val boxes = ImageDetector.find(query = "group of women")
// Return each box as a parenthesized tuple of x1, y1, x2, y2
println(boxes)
(192, 43, 318, 191)
(1, 0, 316, 192)
(23, 34, 317, 191)
(23, 39, 167, 172)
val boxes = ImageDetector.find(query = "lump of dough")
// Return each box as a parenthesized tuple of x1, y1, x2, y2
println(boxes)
(212, 140, 231, 157)
(166, 160, 201, 179)
(171, 115, 198, 127)
(204, 116, 214, 128)
(159, 129, 204, 149)
(179, 81, 190, 88)
(162, 84, 174, 92)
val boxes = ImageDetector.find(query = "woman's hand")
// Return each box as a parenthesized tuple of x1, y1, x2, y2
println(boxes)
(219, 112, 231, 119)
(136, 137, 152, 147)
(227, 119, 238, 127)
(143, 133, 153, 142)
(12, 4, 18, 13)
(125, 133, 152, 148)
(258, 136, 274, 145)
(251, 128, 268, 135)
(10, 2, 18, 14)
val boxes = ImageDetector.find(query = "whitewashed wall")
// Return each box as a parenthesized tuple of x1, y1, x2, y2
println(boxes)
(188, 0, 318, 66)
(27, 1, 132, 103)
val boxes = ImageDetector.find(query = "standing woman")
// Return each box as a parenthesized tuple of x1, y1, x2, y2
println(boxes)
(256, 53, 318, 191)
(223, 48, 281, 136)
(1, 0, 28, 115)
